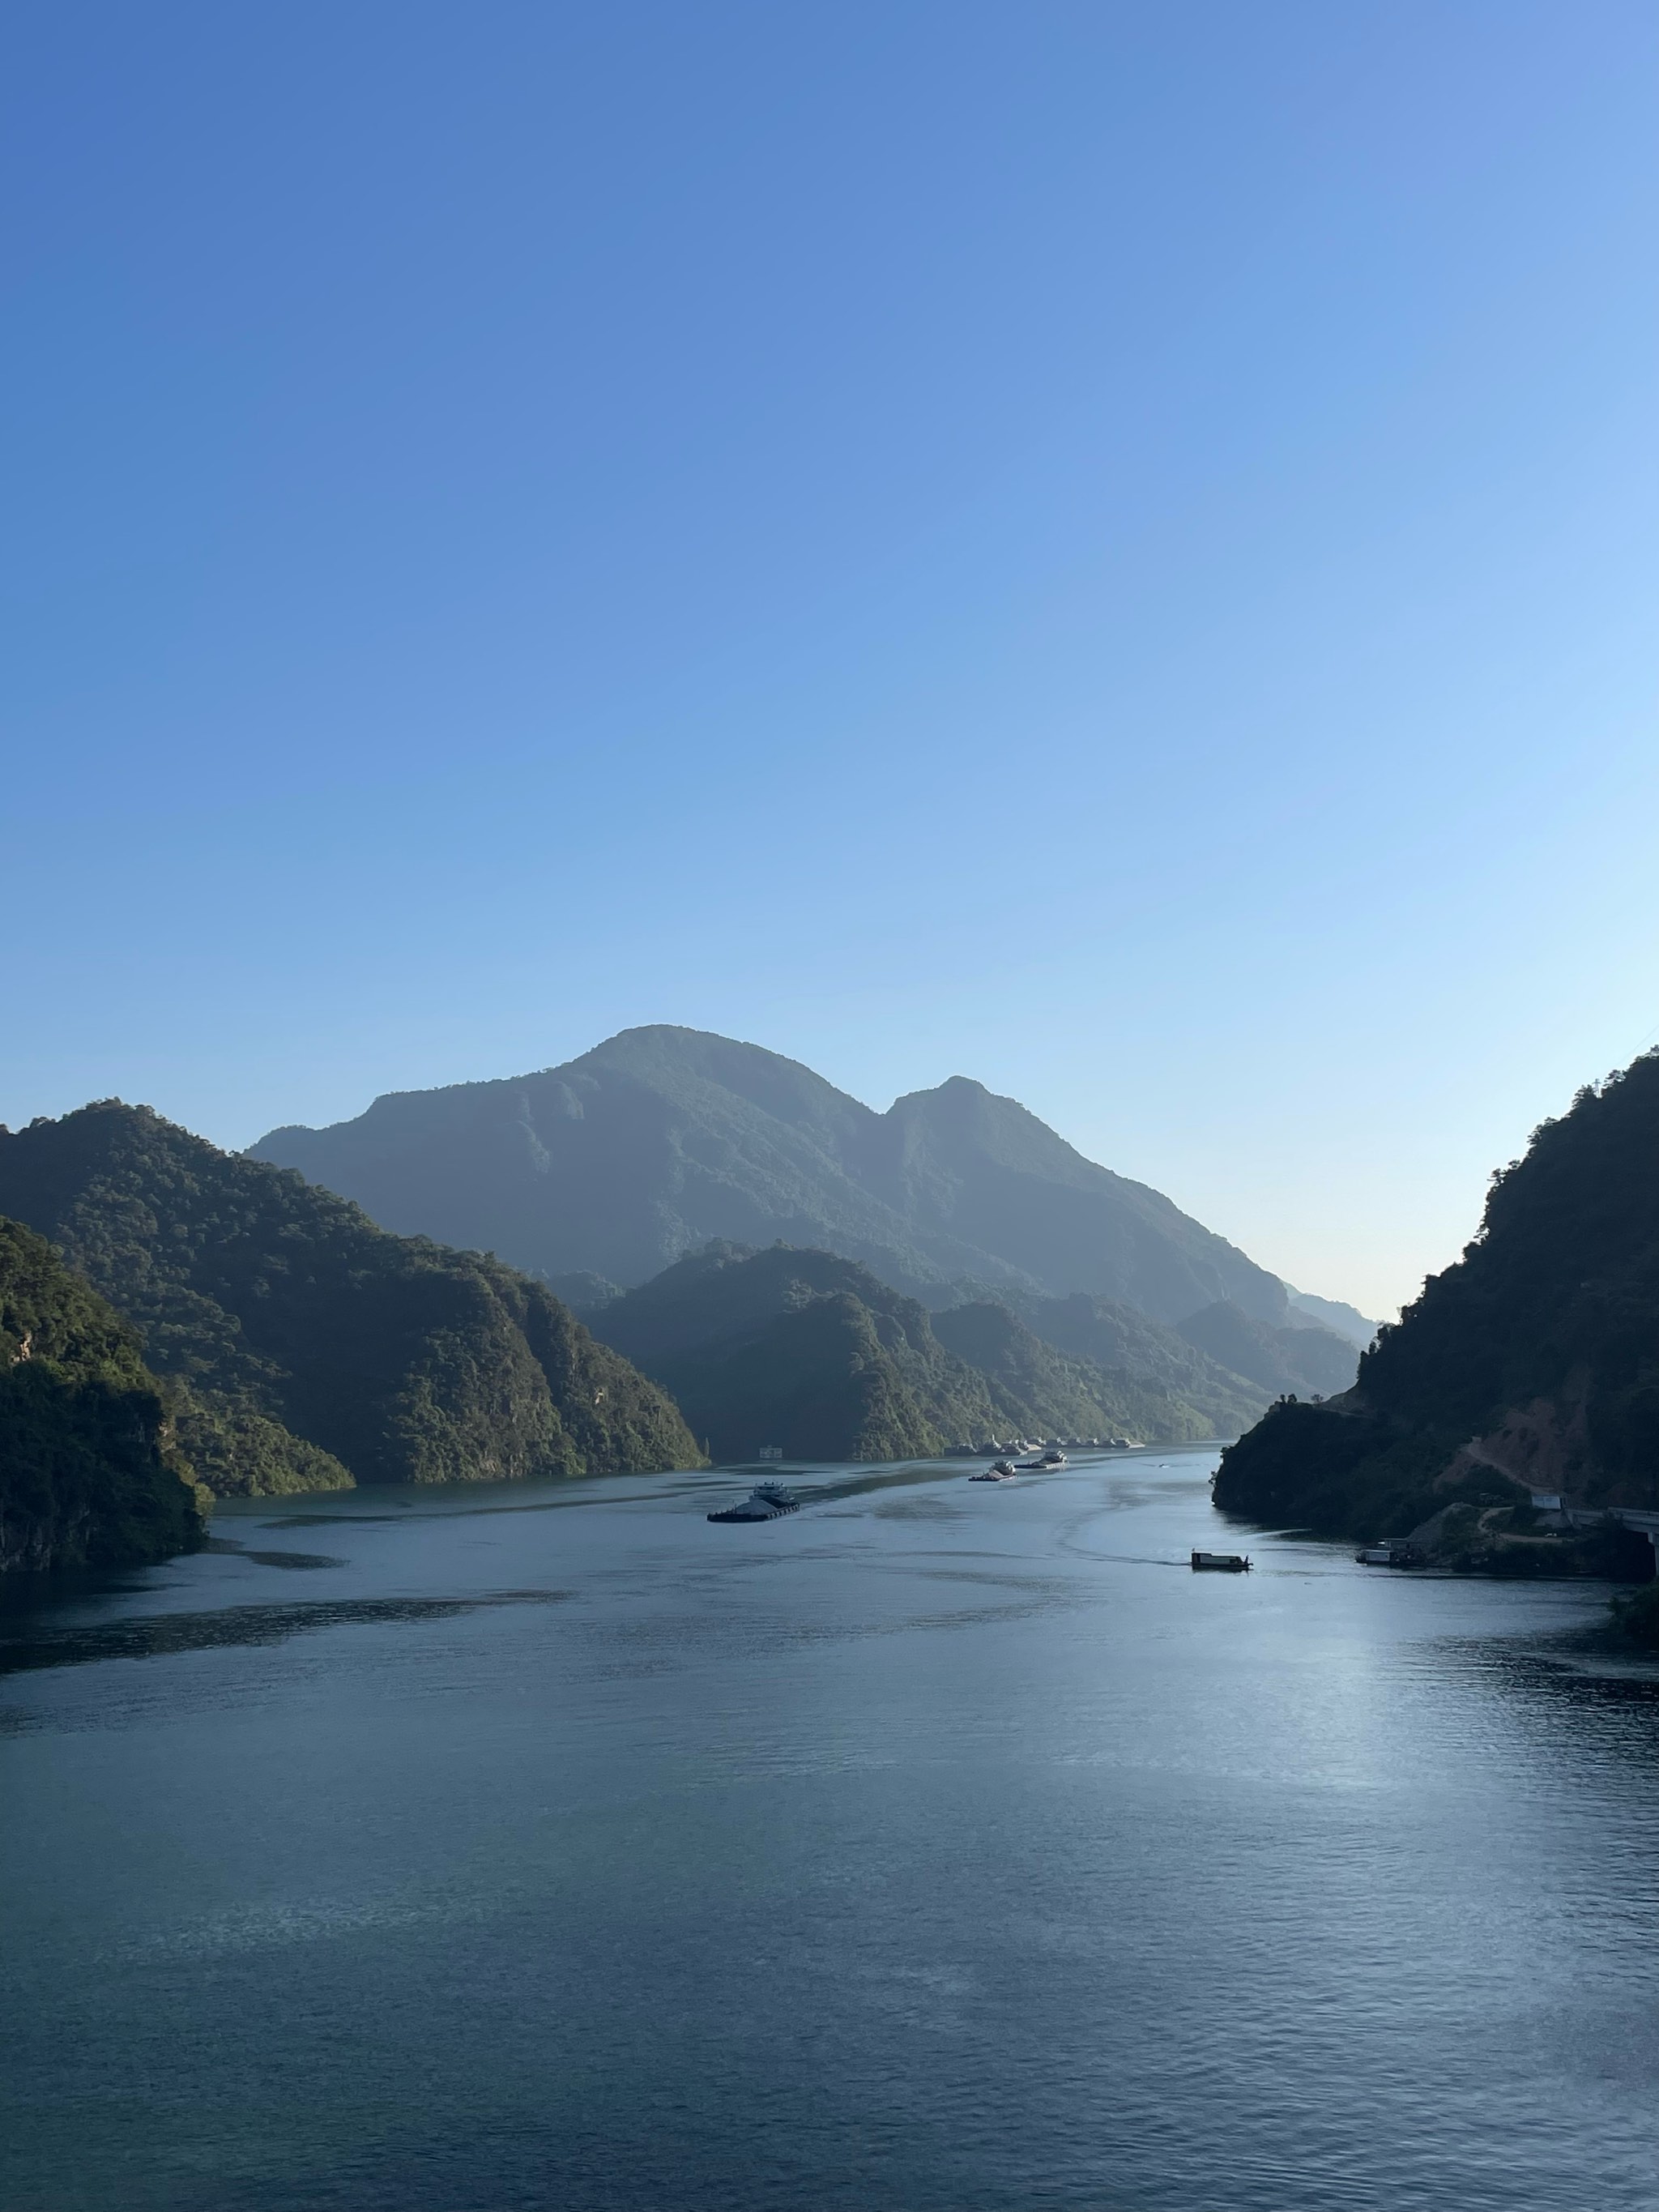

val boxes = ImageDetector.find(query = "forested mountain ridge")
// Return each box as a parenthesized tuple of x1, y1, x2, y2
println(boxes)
(0, 1104, 701, 1497)
(586, 1245, 999, 1463)
(1213, 1052, 1659, 1553)
(1175, 1300, 1358, 1400)
(0, 1215, 206, 1571)
(929, 1299, 1231, 1445)
(250, 1026, 1323, 1328)
(1005, 1291, 1273, 1441)
(1283, 1287, 1375, 1348)
(585, 1241, 1269, 1458)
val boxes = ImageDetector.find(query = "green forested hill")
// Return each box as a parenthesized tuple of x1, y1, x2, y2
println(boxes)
(931, 1300, 1211, 1442)
(0, 1104, 701, 1496)
(1214, 1052, 1659, 1547)
(1012, 1292, 1269, 1440)
(0, 1215, 205, 1571)
(587, 1241, 1260, 1459)
(1175, 1300, 1358, 1399)
(587, 1244, 998, 1462)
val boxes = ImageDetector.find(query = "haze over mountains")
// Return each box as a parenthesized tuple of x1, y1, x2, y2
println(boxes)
(0, 1040, 1371, 1570)
(579, 1243, 1289, 1464)
(254, 1027, 1372, 1343)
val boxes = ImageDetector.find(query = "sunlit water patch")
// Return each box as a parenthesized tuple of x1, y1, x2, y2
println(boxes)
(2, 1446, 1657, 2211)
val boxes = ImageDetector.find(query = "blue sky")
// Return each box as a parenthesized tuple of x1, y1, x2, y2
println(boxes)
(4, 1, 1656, 1317)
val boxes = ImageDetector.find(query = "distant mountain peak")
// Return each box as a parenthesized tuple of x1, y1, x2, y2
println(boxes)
(249, 1027, 1334, 1332)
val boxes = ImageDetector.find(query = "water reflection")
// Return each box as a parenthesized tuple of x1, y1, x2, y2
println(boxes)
(4, 1450, 1659, 2212)
(0, 1588, 566, 1676)
(207, 1539, 347, 1569)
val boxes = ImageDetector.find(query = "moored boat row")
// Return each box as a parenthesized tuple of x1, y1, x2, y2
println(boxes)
(968, 1446, 1068, 1482)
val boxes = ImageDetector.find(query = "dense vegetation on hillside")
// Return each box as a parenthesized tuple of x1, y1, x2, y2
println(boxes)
(1212, 1399, 1499, 1544)
(932, 1300, 1219, 1442)
(0, 1104, 701, 1496)
(1283, 1285, 1375, 1347)
(1175, 1300, 1358, 1400)
(1214, 1053, 1659, 1552)
(1011, 1292, 1270, 1440)
(252, 1024, 1303, 1325)
(588, 1241, 1269, 1458)
(0, 1216, 205, 1571)
(588, 1245, 999, 1462)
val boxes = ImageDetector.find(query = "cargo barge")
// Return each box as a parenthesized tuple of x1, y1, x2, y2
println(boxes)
(707, 1481, 801, 1524)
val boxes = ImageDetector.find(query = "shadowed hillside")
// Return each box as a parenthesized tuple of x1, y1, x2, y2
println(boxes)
(1175, 1300, 1357, 1400)
(1214, 1051, 1659, 1554)
(930, 1300, 1239, 1445)
(0, 1215, 206, 1571)
(587, 1245, 997, 1463)
(588, 1242, 1265, 1459)
(1010, 1292, 1270, 1441)
(1283, 1286, 1375, 1347)
(0, 1104, 701, 1497)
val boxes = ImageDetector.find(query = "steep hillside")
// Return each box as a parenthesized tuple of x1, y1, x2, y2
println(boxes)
(0, 1104, 701, 1495)
(931, 1300, 1220, 1444)
(1284, 1287, 1376, 1347)
(251, 1026, 1301, 1326)
(1214, 1053, 1659, 1549)
(1014, 1292, 1269, 1440)
(1175, 1301, 1358, 1399)
(588, 1242, 1256, 1458)
(0, 1215, 206, 1572)
(587, 1243, 996, 1463)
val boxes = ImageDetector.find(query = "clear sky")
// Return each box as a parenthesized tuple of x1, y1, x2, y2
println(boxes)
(5, 2, 1656, 1319)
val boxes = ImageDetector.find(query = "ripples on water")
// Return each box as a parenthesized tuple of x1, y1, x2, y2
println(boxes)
(2, 1446, 1657, 2211)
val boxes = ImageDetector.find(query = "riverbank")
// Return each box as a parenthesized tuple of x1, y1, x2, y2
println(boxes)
(1210, 1402, 1657, 1642)
(1613, 1583, 1659, 1650)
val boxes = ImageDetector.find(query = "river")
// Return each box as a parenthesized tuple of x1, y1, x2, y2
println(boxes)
(3, 1445, 1658, 2211)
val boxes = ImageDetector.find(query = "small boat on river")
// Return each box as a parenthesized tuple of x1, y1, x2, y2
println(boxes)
(1017, 1448, 1067, 1470)
(1191, 1549, 1251, 1573)
(1354, 1540, 1418, 1568)
(708, 1481, 800, 1523)
(970, 1460, 1019, 1482)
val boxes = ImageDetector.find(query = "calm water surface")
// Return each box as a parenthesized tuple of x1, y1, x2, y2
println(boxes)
(4, 1447, 1658, 2211)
